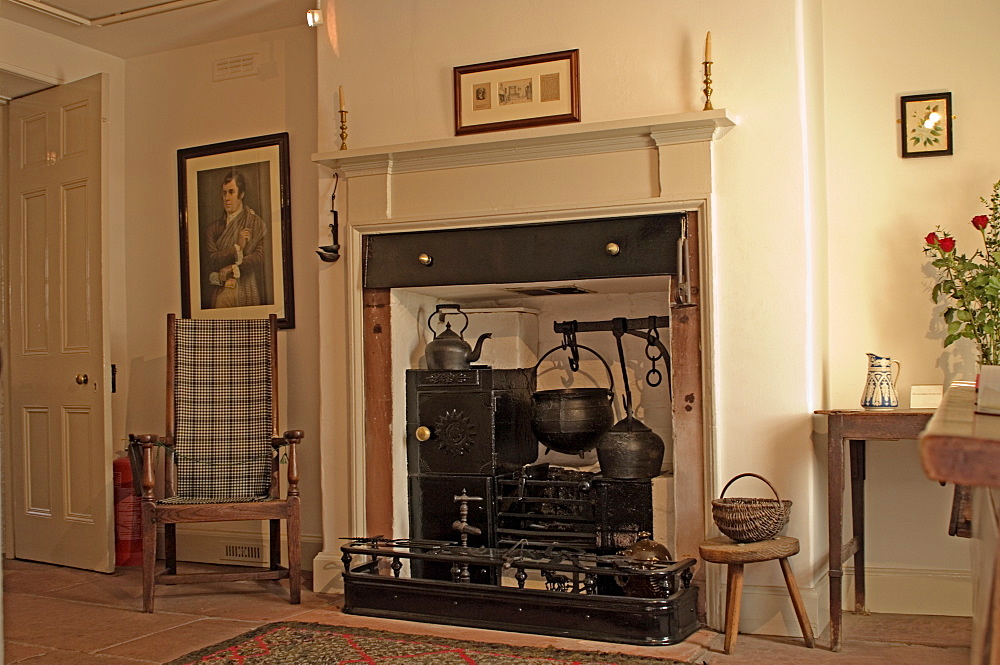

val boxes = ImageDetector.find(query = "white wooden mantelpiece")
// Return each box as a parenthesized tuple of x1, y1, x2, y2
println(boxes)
(312, 110, 734, 225)
(313, 109, 734, 176)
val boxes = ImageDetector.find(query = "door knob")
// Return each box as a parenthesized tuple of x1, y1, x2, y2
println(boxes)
(415, 426, 432, 441)
(75, 374, 88, 385)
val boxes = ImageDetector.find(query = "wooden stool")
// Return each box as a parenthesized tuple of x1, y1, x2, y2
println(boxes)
(699, 536, 816, 654)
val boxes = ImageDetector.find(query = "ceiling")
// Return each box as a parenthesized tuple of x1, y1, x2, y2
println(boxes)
(1, 0, 315, 60)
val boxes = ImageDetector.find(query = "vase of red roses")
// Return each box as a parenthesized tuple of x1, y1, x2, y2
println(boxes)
(924, 180, 1000, 367)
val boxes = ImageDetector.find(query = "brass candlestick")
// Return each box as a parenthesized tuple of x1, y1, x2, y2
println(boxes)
(339, 110, 348, 150)
(702, 61, 714, 111)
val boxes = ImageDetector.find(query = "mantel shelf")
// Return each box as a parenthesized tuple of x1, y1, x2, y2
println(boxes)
(312, 109, 735, 176)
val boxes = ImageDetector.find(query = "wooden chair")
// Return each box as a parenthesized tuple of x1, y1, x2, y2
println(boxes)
(699, 536, 815, 654)
(130, 314, 303, 613)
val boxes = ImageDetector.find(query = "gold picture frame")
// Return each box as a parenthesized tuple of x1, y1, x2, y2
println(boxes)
(454, 50, 580, 136)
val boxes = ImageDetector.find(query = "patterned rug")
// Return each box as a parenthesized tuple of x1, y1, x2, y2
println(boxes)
(164, 621, 686, 665)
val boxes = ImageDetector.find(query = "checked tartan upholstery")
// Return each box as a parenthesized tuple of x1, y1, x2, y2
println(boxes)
(165, 318, 274, 503)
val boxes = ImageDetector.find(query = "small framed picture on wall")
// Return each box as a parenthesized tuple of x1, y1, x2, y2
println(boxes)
(900, 92, 953, 158)
(454, 50, 580, 135)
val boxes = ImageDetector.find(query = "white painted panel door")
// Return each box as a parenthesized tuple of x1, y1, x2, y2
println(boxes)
(8, 74, 112, 572)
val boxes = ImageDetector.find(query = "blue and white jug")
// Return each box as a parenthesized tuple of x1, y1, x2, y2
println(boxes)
(861, 353, 900, 410)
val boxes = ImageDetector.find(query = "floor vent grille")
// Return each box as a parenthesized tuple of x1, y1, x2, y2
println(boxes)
(222, 543, 263, 561)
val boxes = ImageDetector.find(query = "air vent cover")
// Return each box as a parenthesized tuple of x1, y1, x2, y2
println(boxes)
(213, 54, 258, 81)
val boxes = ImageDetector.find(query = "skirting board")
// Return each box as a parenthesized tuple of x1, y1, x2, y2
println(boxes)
(173, 527, 322, 572)
(708, 565, 970, 638)
(313, 550, 346, 594)
(841, 566, 972, 617)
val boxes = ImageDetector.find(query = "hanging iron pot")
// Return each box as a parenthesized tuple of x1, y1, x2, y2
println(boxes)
(596, 319, 665, 479)
(530, 344, 615, 455)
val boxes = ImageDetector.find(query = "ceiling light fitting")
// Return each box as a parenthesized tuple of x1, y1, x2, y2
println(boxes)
(307, 1, 323, 26)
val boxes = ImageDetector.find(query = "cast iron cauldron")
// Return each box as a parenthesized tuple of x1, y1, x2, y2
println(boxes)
(531, 345, 615, 455)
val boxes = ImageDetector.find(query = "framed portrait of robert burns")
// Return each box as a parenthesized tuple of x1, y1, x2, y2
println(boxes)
(177, 132, 294, 328)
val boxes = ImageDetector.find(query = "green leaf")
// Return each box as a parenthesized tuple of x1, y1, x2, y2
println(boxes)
(956, 309, 972, 322)
(948, 320, 963, 334)
(945, 333, 961, 346)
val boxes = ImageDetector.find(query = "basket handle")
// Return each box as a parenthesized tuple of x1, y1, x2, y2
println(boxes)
(533, 344, 615, 395)
(719, 472, 782, 503)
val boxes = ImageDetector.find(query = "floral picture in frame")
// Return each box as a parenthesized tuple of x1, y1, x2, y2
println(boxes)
(900, 92, 953, 158)
(177, 132, 295, 328)
(454, 50, 580, 135)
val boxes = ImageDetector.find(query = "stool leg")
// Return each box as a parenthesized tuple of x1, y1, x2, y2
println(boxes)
(724, 563, 744, 654)
(779, 557, 816, 648)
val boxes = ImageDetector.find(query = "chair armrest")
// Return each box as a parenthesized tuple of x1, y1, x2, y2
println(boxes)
(271, 431, 304, 446)
(272, 430, 304, 496)
(128, 433, 160, 500)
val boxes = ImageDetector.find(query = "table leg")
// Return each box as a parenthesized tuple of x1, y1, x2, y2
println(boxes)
(828, 417, 845, 652)
(850, 439, 867, 613)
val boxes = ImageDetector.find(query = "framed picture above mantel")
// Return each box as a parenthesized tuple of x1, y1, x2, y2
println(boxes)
(177, 132, 295, 329)
(453, 49, 581, 136)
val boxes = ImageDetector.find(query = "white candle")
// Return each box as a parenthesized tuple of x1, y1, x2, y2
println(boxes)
(339, 85, 346, 111)
(705, 31, 712, 62)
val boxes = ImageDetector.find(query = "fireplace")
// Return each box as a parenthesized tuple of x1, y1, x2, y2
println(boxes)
(367, 212, 685, 555)
(311, 110, 734, 609)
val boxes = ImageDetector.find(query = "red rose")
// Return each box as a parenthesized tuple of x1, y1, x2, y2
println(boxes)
(938, 236, 956, 252)
(925, 232, 940, 246)
(973, 215, 990, 230)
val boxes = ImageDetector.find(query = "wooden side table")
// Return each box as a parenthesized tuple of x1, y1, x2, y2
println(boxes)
(814, 408, 934, 652)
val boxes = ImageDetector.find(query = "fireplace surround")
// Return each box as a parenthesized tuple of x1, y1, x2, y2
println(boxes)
(311, 110, 735, 614)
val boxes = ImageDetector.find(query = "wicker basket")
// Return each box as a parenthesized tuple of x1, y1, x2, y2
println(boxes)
(711, 473, 792, 543)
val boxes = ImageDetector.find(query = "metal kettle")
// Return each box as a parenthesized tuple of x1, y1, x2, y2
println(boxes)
(424, 304, 492, 370)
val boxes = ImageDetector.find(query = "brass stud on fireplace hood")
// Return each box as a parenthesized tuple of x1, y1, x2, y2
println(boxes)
(418, 253, 433, 266)
(605, 242, 621, 256)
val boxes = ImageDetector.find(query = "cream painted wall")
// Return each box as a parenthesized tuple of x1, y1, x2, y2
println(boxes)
(822, 0, 994, 609)
(122, 26, 323, 565)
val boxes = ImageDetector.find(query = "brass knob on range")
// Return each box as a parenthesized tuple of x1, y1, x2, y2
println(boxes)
(415, 426, 432, 441)
(418, 253, 433, 266)
(75, 374, 89, 385)
(605, 242, 621, 256)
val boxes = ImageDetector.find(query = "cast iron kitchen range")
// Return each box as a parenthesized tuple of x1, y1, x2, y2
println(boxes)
(340, 302, 697, 645)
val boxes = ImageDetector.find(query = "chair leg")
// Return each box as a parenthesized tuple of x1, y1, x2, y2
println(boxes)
(269, 519, 282, 571)
(288, 497, 302, 604)
(724, 563, 744, 654)
(141, 502, 157, 613)
(779, 557, 816, 648)
(164, 523, 176, 575)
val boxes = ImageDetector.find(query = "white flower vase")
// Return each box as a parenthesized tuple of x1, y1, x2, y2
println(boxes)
(861, 353, 900, 410)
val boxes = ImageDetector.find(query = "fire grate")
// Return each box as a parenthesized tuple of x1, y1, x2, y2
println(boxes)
(495, 464, 652, 553)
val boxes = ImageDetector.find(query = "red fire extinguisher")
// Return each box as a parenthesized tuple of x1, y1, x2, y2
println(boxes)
(113, 453, 142, 566)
